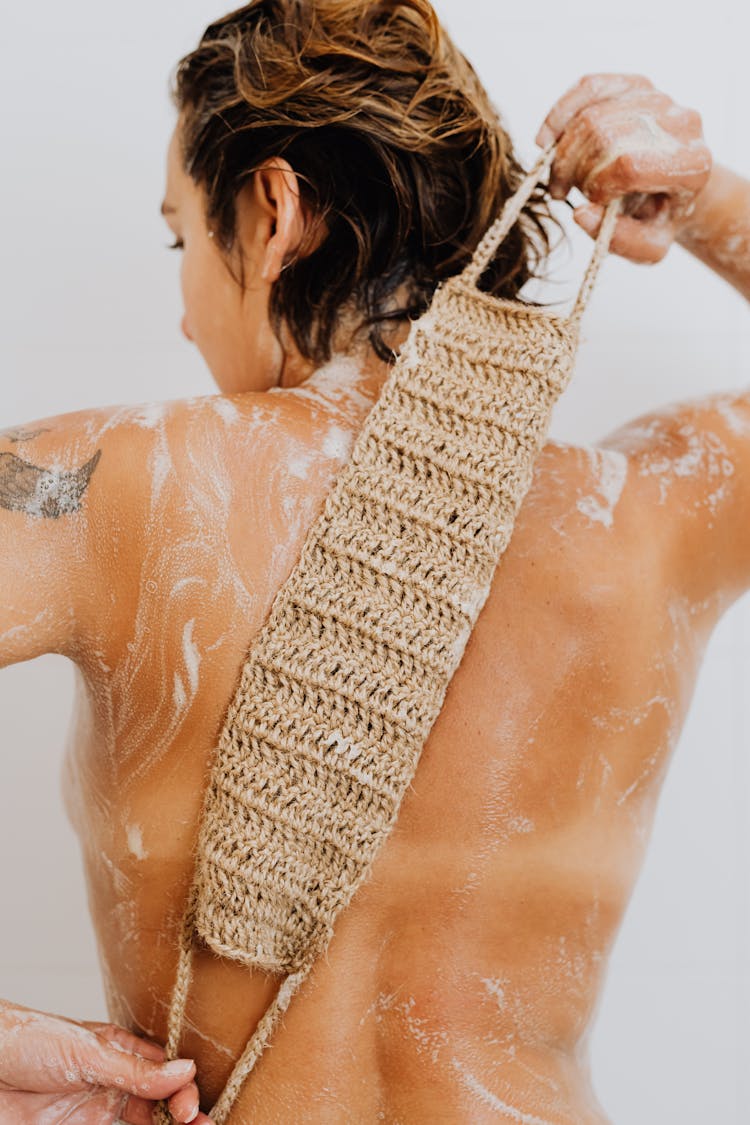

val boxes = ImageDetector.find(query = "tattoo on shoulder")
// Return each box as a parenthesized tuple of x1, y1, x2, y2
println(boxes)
(0, 426, 52, 443)
(0, 449, 102, 519)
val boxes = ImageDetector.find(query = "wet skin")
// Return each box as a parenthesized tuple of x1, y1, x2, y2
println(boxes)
(3, 354, 749, 1124)
(2, 70, 750, 1125)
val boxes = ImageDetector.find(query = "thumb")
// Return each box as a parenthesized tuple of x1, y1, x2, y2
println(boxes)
(75, 1036, 197, 1099)
(573, 202, 673, 264)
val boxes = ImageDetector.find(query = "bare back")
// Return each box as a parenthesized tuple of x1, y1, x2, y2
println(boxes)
(59, 358, 735, 1124)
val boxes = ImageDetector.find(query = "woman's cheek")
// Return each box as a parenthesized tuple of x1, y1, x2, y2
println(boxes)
(180, 251, 208, 339)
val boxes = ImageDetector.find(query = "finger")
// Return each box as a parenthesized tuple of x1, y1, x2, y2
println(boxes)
(547, 100, 711, 205)
(578, 143, 713, 205)
(60, 1087, 129, 1125)
(119, 1095, 214, 1125)
(72, 1036, 197, 1101)
(119, 1094, 156, 1125)
(573, 203, 674, 264)
(620, 192, 670, 222)
(83, 1022, 167, 1064)
(167, 1079, 201, 1123)
(536, 72, 654, 147)
(547, 92, 671, 200)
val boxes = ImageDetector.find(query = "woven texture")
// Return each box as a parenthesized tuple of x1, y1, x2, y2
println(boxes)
(194, 280, 579, 973)
(155, 141, 621, 1125)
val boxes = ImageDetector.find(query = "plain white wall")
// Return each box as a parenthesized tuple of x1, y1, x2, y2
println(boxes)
(0, 1, 748, 1121)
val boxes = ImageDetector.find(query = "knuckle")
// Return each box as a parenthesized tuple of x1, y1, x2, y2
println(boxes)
(668, 103, 702, 129)
(132, 1054, 153, 1089)
(647, 231, 672, 263)
(576, 72, 612, 93)
(612, 151, 637, 179)
(667, 103, 692, 122)
(577, 104, 604, 132)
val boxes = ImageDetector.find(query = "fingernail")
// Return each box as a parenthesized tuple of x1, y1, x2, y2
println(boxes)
(186, 1104, 200, 1123)
(574, 205, 599, 231)
(537, 124, 554, 148)
(163, 1059, 195, 1076)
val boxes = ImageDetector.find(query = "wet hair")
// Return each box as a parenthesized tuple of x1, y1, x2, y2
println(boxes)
(171, 0, 562, 364)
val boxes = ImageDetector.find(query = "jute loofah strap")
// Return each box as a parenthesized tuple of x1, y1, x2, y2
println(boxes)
(154, 141, 622, 1125)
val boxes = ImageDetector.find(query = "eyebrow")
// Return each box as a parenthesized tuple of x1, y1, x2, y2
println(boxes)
(160, 200, 177, 217)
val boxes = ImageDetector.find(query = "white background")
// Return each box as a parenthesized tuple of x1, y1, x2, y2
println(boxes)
(0, 1, 748, 1121)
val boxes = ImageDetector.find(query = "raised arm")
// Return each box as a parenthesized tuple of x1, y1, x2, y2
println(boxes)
(536, 73, 750, 612)
(536, 72, 716, 268)
(675, 161, 750, 303)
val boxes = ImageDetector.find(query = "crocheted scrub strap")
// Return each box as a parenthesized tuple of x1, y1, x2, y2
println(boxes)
(153, 889, 199, 1125)
(459, 139, 623, 326)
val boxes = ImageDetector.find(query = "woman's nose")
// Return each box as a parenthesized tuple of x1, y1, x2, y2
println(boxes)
(181, 315, 194, 342)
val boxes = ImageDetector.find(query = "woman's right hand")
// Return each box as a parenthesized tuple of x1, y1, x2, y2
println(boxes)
(0, 999, 214, 1124)
(535, 73, 714, 263)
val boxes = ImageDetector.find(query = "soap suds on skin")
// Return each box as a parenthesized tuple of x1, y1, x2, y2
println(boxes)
(288, 447, 318, 480)
(211, 397, 241, 426)
(393, 995, 450, 1063)
(83, 400, 169, 437)
(482, 977, 507, 1010)
(450, 1057, 559, 1125)
(126, 823, 148, 861)
(321, 423, 354, 462)
(181, 618, 201, 697)
(281, 354, 372, 412)
(636, 423, 735, 505)
(0, 607, 53, 649)
(583, 113, 712, 194)
(696, 392, 750, 437)
(576, 447, 628, 528)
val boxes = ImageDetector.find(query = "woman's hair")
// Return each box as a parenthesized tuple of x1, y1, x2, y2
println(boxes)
(171, 0, 562, 364)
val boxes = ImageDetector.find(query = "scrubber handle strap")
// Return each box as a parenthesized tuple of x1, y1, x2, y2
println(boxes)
(459, 140, 622, 326)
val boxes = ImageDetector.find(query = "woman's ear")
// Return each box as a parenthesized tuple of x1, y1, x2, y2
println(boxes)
(252, 158, 307, 283)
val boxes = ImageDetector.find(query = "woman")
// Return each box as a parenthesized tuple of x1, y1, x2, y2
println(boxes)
(2, 1, 749, 1122)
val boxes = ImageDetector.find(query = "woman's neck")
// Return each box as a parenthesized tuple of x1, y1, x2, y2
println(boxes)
(275, 294, 413, 400)
(275, 316, 410, 403)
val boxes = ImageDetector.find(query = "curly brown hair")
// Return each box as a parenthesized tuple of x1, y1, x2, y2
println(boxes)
(170, 0, 562, 364)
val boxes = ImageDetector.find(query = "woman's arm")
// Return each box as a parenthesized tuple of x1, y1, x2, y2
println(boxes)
(0, 400, 156, 668)
(0, 412, 102, 668)
(538, 73, 750, 610)
(535, 72, 750, 303)
(0, 406, 216, 1119)
(674, 161, 750, 303)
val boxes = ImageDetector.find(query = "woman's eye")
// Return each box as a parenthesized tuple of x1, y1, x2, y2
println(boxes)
(166, 238, 184, 251)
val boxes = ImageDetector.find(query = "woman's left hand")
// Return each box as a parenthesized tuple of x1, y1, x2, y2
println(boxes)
(535, 72, 714, 263)
(0, 999, 215, 1123)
